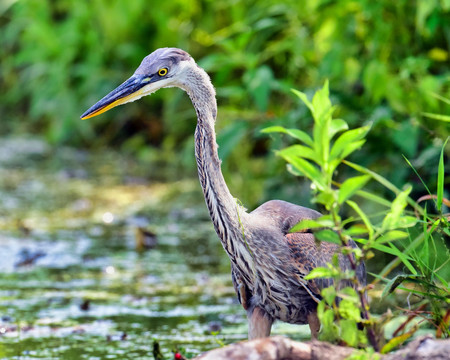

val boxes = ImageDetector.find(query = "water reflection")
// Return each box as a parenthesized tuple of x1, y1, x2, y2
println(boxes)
(0, 138, 310, 359)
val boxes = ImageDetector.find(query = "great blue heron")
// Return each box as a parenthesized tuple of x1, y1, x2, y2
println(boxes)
(81, 48, 366, 339)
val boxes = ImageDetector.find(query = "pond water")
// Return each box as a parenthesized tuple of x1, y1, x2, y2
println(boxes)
(0, 138, 310, 359)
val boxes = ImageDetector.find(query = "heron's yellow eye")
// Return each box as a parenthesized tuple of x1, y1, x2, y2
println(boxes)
(158, 68, 168, 76)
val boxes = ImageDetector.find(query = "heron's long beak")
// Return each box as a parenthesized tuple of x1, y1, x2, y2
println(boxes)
(80, 74, 152, 120)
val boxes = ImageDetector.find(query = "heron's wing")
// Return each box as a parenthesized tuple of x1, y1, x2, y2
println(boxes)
(284, 231, 338, 296)
(251, 199, 365, 297)
(251, 199, 321, 235)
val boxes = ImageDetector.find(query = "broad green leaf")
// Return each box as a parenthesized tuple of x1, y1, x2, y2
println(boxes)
(291, 89, 313, 113)
(339, 299, 361, 319)
(377, 230, 409, 244)
(344, 225, 370, 237)
(340, 319, 359, 347)
(330, 126, 370, 160)
(329, 119, 349, 139)
(289, 217, 334, 233)
(281, 144, 317, 162)
(339, 139, 366, 159)
(321, 308, 335, 328)
(338, 175, 371, 204)
(315, 229, 341, 244)
(312, 80, 331, 123)
(437, 138, 448, 211)
(382, 186, 412, 230)
(396, 216, 418, 228)
(305, 266, 337, 279)
(261, 126, 314, 147)
(339, 287, 359, 302)
(279, 150, 325, 189)
(321, 286, 336, 306)
(316, 190, 336, 208)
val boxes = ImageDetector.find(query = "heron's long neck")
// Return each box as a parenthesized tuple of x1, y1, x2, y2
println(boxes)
(184, 65, 243, 260)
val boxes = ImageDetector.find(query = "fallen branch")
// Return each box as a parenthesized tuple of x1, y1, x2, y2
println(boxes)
(193, 335, 450, 360)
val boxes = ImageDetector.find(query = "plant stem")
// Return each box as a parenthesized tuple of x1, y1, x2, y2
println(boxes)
(331, 207, 380, 351)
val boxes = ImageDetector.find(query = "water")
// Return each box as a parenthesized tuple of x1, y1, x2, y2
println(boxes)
(0, 138, 308, 359)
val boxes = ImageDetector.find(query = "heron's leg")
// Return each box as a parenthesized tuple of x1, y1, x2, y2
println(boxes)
(247, 306, 273, 339)
(307, 311, 320, 339)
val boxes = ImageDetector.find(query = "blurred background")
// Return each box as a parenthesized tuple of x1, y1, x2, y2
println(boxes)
(2, 0, 449, 206)
(0, 0, 449, 358)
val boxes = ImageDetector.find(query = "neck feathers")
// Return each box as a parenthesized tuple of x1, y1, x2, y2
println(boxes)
(183, 64, 243, 259)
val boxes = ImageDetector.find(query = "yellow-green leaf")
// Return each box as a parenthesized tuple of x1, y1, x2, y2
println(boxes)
(338, 175, 371, 204)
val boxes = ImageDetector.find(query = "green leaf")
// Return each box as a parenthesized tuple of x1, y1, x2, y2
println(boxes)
(339, 287, 359, 302)
(305, 266, 337, 279)
(381, 331, 414, 354)
(430, 92, 450, 105)
(339, 139, 366, 159)
(315, 229, 341, 244)
(421, 112, 450, 122)
(434, 272, 449, 289)
(377, 230, 409, 244)
(346, 200, 374, 238)
(358, 239, 417, 274)
(382, 186, 412, 231)
(437, 138, 448, 211)
(329, 119, 349, 139)
(278, 150, 325, 189)
(330, 126, 370, 160)
(261, 126, 314, 147)
(281, 144, 317, 162)
(312, 80, 332, 124)
(403, 155, 433, 200)
(289, 217, 334, 233)
(345, 161, 424, 216)
(338, 175, 371, 204)
(339, 319, 359, 347)
(291, 89, 313, 113)
(321, 286, 336, 306)
(381, 274, 424, 298)
(344, 225, 369, 237)
(353, 189, 392, 208)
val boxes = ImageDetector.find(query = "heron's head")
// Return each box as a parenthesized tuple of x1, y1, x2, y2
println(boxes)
(81, 48, 193, 119)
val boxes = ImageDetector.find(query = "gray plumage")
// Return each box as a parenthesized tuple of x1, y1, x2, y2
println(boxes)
(81, 47, 366, 339)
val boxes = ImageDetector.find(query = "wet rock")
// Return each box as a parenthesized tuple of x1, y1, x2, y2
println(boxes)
(80, 299, 90, 311)
(135, 227, 158, 251)
(14, 248, 46, 267)
(207, 321, 222, 334)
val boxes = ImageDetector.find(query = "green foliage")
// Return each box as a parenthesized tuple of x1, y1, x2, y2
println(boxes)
(266, 82, 450, 351)
(1, 0, 449, 209)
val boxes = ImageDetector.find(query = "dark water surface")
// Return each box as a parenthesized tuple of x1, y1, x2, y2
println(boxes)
(0, 138, 308, 359)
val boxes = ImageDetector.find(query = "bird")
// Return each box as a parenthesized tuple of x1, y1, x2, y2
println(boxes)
(81, 47, 366, 340)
